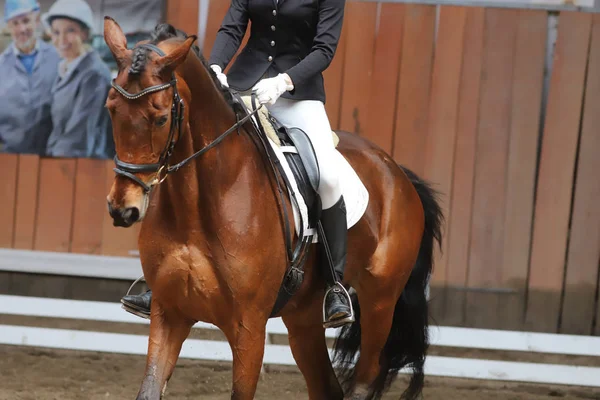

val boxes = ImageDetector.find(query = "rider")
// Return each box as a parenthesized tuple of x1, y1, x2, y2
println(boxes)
(121, 0, 353, 329)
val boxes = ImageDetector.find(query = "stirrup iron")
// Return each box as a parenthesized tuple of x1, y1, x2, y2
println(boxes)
(322, 281, 355, 329)
(120, 275, 151, 320)
(121, 304, 151, 320)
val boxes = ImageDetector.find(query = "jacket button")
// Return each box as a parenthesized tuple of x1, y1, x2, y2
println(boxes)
(272, 9, 276, 16)
(270, 41, 275, 47)
(271, 25, 276, 31)
(268, 56, 273, 62)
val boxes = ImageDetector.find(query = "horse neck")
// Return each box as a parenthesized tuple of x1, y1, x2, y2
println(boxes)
(156, 53, 266, 231)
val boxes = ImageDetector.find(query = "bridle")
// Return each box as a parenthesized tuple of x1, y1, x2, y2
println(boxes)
(110, 43, 261, 193)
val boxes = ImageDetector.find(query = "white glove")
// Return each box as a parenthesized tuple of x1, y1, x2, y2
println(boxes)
(252, 73, 294, 105)
(210, 64, 229, 88)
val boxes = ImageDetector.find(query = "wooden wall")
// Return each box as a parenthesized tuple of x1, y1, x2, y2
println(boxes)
(1, 1, 599, 336)
(0, 156, 140, 257)
(197, 2, 600, 335)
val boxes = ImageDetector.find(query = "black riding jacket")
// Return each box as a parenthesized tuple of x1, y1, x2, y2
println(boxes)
(208, 0, 346, 103)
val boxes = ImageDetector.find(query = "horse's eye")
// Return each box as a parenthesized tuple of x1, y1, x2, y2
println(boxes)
(155, 115, 168, 127)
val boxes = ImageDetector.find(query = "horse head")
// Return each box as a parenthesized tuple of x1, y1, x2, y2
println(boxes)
(103, 17, 196, 227)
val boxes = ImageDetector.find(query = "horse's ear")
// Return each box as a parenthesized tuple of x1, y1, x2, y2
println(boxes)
(157, 35, 197, 73)
(104, 16, 131, 70)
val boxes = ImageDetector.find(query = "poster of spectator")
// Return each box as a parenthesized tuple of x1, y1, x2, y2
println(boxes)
(0, 0, 164, 157)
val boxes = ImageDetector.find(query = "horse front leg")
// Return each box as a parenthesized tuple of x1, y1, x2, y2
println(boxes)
(223, 318, 267, 400)
(136, 301, 194, 400)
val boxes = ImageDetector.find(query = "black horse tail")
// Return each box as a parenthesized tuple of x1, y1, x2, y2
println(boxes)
(331, 165, 443, 399)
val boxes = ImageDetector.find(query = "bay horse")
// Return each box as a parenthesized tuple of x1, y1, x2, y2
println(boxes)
(103, 17, 442, 400)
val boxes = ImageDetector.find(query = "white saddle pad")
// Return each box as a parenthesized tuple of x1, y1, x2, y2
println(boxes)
(267, 137, 369, 243)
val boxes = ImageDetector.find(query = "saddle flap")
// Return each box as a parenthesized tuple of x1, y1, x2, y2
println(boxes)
(285, 127, 320, 193)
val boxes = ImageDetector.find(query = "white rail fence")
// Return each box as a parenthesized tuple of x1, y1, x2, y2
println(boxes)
(1, 249, 599, 388)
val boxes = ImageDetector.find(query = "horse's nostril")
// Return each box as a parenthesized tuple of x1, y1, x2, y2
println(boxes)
(125, 207, 140, 222)
(110, 206, 140, 227)
(122, 208, 133, 220)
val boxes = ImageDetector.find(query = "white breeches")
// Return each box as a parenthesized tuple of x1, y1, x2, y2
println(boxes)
(266, 97, 342, 209)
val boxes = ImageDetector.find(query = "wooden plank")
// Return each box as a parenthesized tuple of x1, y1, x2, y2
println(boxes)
(9, 324, 600, 387)
(70, 159, 108, 255)
(0, 154, 18, 248)
(13, 155, 40, 250)
(466, 8, 519, 329)
(323, 18, 348, 131)
(5, 292, 600, 357)
(33, 158, 76, 252)
(363, 3, 405, 154)
(0, 249, 142, 280)
(499, 10, 547, 331)
(525, 11, 592, 333)
(392, 4, 436, 175)
(423, 5, 467, 292)
(1, 319, 600, 387)
(338, 1, 378, 135)
(202, 0, 231, 59)
(202, 0, 251, 73)
(560, 14, 600, 336)
(166, 0, 199, 36)
(440, 7, 485, 326)
(101, 161, 140, 257)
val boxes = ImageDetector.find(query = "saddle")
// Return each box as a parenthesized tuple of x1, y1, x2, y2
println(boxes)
(234, 93, 326, 317)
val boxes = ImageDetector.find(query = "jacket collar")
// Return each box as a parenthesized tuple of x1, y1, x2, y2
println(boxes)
(53, 50, 95, 91)
(11, 40, 40, 57)
(58, 49, 89, 79)
(2, 40, 52, 74)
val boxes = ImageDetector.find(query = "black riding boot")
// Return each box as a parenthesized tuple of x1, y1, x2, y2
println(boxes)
(121, 289, 152, 319)
(320, 196, 354, 329)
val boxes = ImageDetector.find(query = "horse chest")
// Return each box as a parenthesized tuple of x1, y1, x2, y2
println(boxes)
(141, 245, 227, 318)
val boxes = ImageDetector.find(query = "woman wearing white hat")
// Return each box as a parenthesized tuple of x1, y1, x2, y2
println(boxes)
(43, 0, 115, 159)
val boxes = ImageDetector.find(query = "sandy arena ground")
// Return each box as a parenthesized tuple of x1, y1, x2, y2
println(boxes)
(1, 344, 600, 400)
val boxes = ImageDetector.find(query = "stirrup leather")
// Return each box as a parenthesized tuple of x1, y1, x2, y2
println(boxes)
(322, 282, 355, 329)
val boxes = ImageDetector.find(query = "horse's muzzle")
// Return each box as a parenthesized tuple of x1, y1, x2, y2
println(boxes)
(108, 202, 140, 227)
